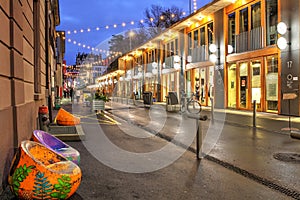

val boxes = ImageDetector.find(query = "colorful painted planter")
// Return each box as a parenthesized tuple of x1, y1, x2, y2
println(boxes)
(55, 108, 80, 126)
(8, 140, 82, 199)
(31, 130, 80, 165)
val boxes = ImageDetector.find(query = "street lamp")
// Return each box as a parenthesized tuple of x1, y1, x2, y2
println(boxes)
(276, 22, 291, 50)
(129, 30, 135, 50)
(209, 44, 218, 63)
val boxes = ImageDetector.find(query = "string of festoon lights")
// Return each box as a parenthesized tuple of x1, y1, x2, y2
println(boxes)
(192, 0, 197, 13)
(65, 11, 188, 36)
(65, 5, 198, 64)
(66, 38, 122, 56)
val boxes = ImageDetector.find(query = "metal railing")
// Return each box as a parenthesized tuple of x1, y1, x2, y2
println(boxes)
(236, 27, 263, 53)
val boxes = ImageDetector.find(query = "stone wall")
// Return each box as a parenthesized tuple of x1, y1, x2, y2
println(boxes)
(0, 0, 49, 192)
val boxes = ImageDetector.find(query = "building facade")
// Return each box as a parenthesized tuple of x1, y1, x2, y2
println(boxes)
(108, 0, 300, 116)
(0, 0, 60, 192)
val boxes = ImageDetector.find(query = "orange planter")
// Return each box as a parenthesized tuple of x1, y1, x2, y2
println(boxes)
(8, 140, 82, 199)
(55, 108, 80, 126)
(32, 130, 80, 165)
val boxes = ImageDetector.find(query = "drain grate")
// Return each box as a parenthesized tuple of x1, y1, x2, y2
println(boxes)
(205, 155, 300, 200)
(274, 153, 300, 163)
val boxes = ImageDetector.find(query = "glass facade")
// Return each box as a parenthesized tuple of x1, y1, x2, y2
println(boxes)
(227, 63, 237, 108)
(251, 2, 261, 29)
(228, 12, 236, 53)
(239, 7, 248, 33)
(251, 60, 262, 110)
(266, 0, 278, 45)
(265, 55, 278, 111)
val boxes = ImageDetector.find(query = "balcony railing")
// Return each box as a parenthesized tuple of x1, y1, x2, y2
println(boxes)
(191, 45, 207, 63)
(146, 63, 153, 73)
(164, 56, 174, 69)
(236, 27, 263, 53)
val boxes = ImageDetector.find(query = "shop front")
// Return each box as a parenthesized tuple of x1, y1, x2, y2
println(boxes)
(185, 64, 215, 107)
(161, 69, 179, 102)
(227, 54, 279, 113)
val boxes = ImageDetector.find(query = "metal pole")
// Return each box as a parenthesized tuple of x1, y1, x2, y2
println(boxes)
(196, 119, 203, 159)
(210, 97, 214, 122)
(288, 99, 291, 131)
(187, 114, 207, 159)
(253, 100, 256, 128)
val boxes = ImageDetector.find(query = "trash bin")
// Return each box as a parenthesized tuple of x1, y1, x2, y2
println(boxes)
(143, 91, 153, 106)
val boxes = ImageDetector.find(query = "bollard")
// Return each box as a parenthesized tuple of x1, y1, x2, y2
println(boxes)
(187, 114, 208, 159)
(290, 130, 300, 140)
(38, 105, 50, 131)
(210, 97, 214, 122)
(253, 100, 256, 128)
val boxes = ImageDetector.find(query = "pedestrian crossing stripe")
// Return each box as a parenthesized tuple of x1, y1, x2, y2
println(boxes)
(71, 112, 121, 125)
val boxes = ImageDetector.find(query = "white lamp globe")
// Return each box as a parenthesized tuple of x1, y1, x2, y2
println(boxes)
(277, 22, 287, 35)
(152, 69, 157, 75)
(209, 44, 217, 53)
(152, 61, 158, 68)
(228, 45, 233, 54)
(277, 37, 288, 50)
(174, 55, 181, 63)
(174, 63, 181, 70)
(209, 54, 217, 63)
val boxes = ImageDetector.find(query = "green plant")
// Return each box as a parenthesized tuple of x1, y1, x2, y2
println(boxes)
(50, 175, 71, 199)
(94, 89, 110, 102)
(11, 164, 35, 196)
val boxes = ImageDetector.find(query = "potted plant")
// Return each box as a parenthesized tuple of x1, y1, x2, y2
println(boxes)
(93, 89, 110, 111)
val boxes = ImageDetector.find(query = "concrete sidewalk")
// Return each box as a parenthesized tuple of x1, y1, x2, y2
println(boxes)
(1, 100, 300, 199)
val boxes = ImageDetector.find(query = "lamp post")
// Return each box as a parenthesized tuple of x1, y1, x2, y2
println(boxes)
(129, 30, 135, 50)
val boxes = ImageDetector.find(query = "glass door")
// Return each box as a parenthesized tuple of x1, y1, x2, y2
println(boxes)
(250, 60, 262, 110)
(208, 66, 214, 106)
(200, 68, 206, 105)
(265, 55, 278, 112)
(227, 63, 237, 108)
(238, 62, 248, 109)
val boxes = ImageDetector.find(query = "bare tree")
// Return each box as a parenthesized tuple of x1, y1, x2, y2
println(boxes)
(141, 5, 184, 37)
(108, 4, 184, 53)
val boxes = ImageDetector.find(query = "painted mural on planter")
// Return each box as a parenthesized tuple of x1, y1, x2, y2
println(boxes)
(31, 130, 80, 165)
(8, 140, 81, 199)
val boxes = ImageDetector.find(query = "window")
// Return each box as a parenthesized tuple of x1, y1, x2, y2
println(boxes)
(170, 41, 174, 56)
(228, 12, 236, 51)
(175, 39, 179, 55)
(188, 32, 192, 55)
(251, 2, 261, 29)
(239, 7, 248, 33)
(166, 43, 170, 57)
(207, 22, 214, 45)
(165, 39, 178, 57)
(194, 29, 199, 48)
(200, 27, 205, 46)
(266, 0, 278, 45)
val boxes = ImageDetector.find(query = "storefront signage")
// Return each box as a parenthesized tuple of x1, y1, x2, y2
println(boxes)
(252, 88, 261, 103)
(283, 93, 297, 100)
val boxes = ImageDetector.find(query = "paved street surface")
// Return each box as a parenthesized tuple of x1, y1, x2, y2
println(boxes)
(1, 99, 300, 199)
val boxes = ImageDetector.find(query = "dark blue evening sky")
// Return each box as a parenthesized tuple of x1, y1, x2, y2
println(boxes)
(57, 0, 211, 65)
